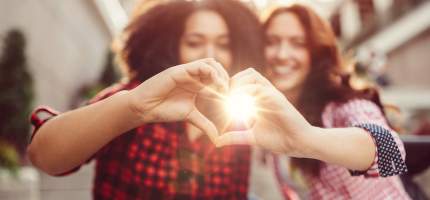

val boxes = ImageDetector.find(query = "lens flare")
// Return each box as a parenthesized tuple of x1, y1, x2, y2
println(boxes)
(224, 93, 257, 122)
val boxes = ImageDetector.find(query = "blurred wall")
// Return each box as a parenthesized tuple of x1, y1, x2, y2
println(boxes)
(381, 30, 430, 112)
(0, 0, 111, 111)
(387, 29, 430, 88)
(0, 1, 112, 200)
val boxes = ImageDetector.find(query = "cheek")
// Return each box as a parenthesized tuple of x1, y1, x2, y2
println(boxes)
(298, 50, 311, 75)
(217, 51, 232, 70)
(179, 45, 198, 64)
(265, 47, 276, 63)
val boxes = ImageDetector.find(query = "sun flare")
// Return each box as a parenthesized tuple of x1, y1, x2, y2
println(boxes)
(224, 93, 257, 123)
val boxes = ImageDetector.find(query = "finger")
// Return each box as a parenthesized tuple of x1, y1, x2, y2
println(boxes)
(193, 57, 217, 66)
(204, 59, 229, 83)
(191, 69, 226, 101)
(201, 60, 229, 93)
(215, 62, 230, 83)
(231, 68, 255, 81)
(198, 85, 225, 100)
(230, 68, 272, 90)
(195, 63, 227, 98)
(185, 61, 213, 78)
(191, 62, 226, 92)
(228, 84, 274, 114)
(186, 108, 219, 144)
(179, 62, 222, 92)
(215, 130, 256, 147)
(197, 57, 217, 63)
(230, 73, 259, 90)
(253, 71, 273, 87)
(229, 84, 264, 97)
(211, 61, 229, 93)
(189, 58, 223, 81)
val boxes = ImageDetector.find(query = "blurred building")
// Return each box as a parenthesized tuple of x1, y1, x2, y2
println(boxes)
(1, 1, 112, 199)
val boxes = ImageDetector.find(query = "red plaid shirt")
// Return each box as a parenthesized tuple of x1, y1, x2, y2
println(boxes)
(31, 82, 251, 200)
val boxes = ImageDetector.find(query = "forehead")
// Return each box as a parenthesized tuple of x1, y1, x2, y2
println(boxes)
(266, 12, 305, 37)
(183, 10, 229, 35)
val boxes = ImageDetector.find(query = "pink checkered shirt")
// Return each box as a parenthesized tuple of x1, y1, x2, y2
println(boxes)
(301, 99, 410, 199)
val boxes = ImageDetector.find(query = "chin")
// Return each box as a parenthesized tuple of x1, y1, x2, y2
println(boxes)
(272, 77, 292, 90)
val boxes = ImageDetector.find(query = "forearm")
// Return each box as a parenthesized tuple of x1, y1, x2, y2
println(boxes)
(28, 91, 142, 175)
(298, 126, 376, 171)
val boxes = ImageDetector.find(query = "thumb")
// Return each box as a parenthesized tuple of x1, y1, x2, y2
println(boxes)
(215, 130, 256, 147)
(186, 108, 218, 144)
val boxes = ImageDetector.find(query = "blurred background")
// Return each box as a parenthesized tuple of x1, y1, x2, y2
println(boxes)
(0, 0, 429, 199)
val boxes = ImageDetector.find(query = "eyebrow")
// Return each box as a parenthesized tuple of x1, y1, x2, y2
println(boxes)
(183, 32, 229, 39)
(266, 33, 305, 40)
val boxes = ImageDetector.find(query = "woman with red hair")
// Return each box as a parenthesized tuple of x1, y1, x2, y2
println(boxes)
(217, 4, 410, 199)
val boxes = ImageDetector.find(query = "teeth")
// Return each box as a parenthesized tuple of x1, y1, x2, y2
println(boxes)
(274, 65, 294, 75)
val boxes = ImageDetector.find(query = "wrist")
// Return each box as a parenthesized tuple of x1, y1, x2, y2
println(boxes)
(291, 125, 324, 160)
(114, 90, 146, 127)
(277, 105, 320, 158)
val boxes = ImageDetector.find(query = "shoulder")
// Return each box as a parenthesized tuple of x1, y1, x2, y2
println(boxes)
(324, 99, 382, 116)
(88, 81, 139, 104)
(322, 98, 386, 127)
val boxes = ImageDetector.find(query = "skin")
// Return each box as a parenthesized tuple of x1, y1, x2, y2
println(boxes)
(216, 12, 377, 172)
(179, 10, 232, 70)
(217, 68, 376, 171)
(27, 58, 229, 175)
(264, 12, 311, 103)
(179, 10, 233, 141)
(27, 10, 234, 176)
(27, 10, 377, 175)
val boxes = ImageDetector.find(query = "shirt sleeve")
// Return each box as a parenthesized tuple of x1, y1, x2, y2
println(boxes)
(322, 99, 407, 177)
(30, 106, 59, 141)
(351, 123, 408, 177)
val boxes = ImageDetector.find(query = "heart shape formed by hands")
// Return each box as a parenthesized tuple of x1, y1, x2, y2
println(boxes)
(127, 58, 310, 154)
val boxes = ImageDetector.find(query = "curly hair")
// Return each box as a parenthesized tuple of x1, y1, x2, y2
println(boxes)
(117, 0, 265, 82)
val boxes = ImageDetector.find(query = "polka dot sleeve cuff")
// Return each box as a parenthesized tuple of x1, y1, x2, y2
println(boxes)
(350, 123, 408, 177)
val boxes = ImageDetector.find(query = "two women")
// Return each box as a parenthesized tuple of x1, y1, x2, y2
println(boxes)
(28, 1, 409, 199)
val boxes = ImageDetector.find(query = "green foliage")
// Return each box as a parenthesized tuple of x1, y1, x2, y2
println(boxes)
(70, 50, 119, 108)
(0, 141, 19, 176)
(0, 29, 33, 161)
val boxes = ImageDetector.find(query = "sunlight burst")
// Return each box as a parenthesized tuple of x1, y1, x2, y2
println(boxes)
(224, 93, 257, 123)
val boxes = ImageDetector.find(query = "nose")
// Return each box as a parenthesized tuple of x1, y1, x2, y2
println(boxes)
(203, 44, 215, 58)
(276, 41, 291, 61)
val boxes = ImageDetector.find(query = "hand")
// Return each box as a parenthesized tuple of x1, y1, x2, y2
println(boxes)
(216, 68, 313, 155)
(127, 58, 229, 142)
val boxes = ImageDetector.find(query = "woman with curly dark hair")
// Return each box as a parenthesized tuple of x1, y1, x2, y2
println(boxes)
(28, 0, 264, 199)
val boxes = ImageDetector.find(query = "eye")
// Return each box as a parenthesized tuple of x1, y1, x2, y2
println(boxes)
(217, 37, 231, 50)
(291, 37, 307, 48)
(266, 36, 280, 46)
(182, 34, 205, 48)
(184, 39, 203, 48)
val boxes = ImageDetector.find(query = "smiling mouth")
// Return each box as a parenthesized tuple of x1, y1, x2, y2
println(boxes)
(272, 64, 297, 76)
